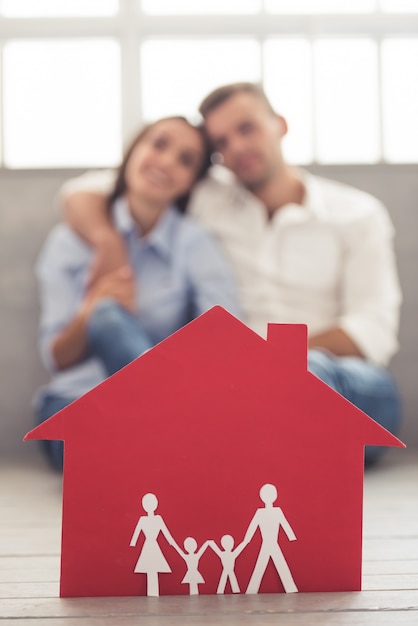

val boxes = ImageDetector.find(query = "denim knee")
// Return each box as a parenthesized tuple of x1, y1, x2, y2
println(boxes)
(308, 349, 338, 390)
(87, 298, 126, 344)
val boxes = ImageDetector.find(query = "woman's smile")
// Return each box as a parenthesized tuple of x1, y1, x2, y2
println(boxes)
(142, 166, 171, 189)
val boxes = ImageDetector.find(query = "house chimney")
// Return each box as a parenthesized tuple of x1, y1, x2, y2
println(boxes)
(266, 324, 308, 372)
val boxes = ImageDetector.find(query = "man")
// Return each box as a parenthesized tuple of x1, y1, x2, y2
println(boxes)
(59, 82, 402, 465)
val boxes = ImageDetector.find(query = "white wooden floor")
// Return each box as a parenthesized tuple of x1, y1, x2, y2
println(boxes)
(1, 447, 417, 625)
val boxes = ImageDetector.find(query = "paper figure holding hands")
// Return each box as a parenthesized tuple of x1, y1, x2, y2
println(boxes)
(208, 535, 246, 594)
(174, 537, 211, 595)
(243, 483, 298, 594)
(130, 492, 178, 597)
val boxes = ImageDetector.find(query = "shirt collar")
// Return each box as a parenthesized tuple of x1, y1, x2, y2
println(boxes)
(213, 165, 327, 220)
(112, 197, 178, 261)
(298, 169, 328, 219)
(113, 197, 134, 233)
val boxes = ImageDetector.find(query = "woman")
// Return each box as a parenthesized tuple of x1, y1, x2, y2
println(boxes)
(34, 117, 241, 469)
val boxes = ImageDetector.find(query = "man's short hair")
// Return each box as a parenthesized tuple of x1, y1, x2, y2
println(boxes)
(198, 82, 276, 119)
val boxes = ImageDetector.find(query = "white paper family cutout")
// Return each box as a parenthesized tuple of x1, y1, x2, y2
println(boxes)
(129, 483, 298, 597)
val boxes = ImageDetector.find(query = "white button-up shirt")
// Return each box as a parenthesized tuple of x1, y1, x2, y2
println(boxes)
(189, 167, 401, 366)
(60, 166, 402, 366)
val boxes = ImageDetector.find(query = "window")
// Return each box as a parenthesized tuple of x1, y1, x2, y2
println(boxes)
(381, 39, 418, 162)
(265, 0, 377, 13)
(381, 0, 418, 12)
(313, 39, 379, 164)
(3, 39, 121, 168)
(0, 0, 417, 167)
(1, 0, 118, 18)
(141, 0, 261, 15)
(264, 39, 313, 164)
(141, 40, 261, 121)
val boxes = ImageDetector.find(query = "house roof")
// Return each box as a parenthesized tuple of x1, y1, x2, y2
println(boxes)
(25, 306, 404, 451)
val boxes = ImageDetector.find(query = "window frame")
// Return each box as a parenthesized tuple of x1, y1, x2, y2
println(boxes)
(0, 0, 417, 167)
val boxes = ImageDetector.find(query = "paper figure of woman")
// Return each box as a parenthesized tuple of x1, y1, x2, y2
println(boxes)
(130, 492, 178, 596)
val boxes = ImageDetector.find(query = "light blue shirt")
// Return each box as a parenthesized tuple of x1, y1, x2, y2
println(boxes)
(35, 199, 241, 400)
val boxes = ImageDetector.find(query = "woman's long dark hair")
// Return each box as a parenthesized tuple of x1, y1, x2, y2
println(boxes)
(107, 116, 211, 214)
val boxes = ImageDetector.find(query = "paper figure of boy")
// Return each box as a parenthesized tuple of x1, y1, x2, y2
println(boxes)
(208, 535, 246, 594)
(242, 483, 298, 594)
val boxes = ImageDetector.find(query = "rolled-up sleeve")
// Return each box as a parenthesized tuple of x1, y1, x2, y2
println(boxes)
(339, 202, 402, 366)
(36, 226, 89, 372)
(55, 169, 117, 209)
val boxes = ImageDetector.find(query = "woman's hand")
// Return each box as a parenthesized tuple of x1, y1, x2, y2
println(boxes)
(80, 265, 137, 320)
(51, 266, 137, 370)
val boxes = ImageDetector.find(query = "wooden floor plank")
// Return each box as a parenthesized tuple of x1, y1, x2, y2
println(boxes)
(0, 612, 418, 626)
(363, 538, 418, 561)
(363, 559, 418, 575)
(0, 613, 417, 626)
(0, 555, 59, 578)
(362, 573, 418, 590)
(0, 529, 60, 556)
(0, 581, 59, 598)
(1, 590, 418, 619)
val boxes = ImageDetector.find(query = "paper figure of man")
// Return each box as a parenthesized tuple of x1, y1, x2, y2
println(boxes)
(242, 483, 298, 594)
(129, 492, 178, 597)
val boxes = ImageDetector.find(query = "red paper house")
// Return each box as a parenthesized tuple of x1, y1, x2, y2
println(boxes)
(25, 307, 404, 598)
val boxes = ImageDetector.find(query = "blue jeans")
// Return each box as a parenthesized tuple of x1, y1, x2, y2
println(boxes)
(36, 299, 154, 469)
(87, 298, 154, 376)
(308, 350, 402, 466)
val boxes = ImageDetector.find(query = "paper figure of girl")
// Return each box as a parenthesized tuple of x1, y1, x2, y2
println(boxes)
(130, 492, 178, 597)
(174, 536, 211, 595)
(208, 534, 246, 594)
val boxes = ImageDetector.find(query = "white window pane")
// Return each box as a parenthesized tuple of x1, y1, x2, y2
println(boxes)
(141, 0, 260, 14)
(381, 39, 418, 163)
(266, 0, 376, 13)
(314, 39, 379, 164)
(141, 40, 261, 121)
(1, 0, 118, 17)
(3, 40, 122, 168)
(264, 39, 313, 164)
(380, 0, 418, 11)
